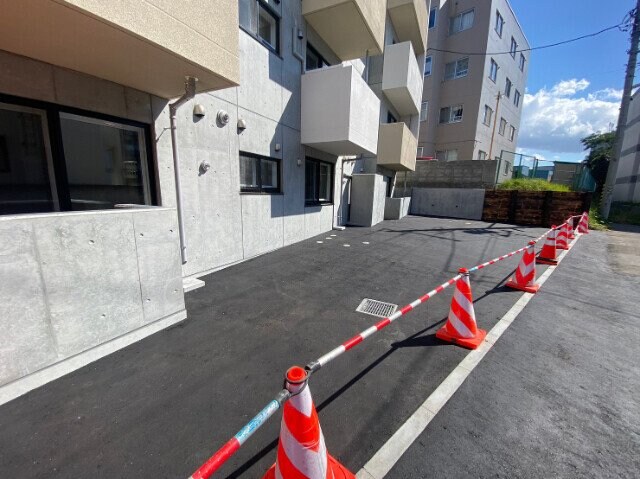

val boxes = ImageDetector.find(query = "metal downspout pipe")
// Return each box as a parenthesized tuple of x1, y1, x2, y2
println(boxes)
(169, 76, 197, 265)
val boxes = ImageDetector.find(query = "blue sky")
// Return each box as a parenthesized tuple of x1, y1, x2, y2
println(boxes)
(508, 0, 635, 163)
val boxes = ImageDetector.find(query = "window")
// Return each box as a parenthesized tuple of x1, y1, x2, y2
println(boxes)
(424, 56, 433, 76)
(505, 77, 512, 98)
(510, 37, 517, 58)
(240, 152, 281, 193)
(439, 105, 463, 124)
(420, 101, 429, 122)
(509, 125, 516, 142)
(449, 9, 474, 35)
(444, 57, 469, 80)
(387, 112, 397, 123)
(495, 10, 504, 37)
(489, 58, 498, 82)
(239, 0, 280, 53)
(429, 7, 437, 28)
(436, 150, 458, 161)
(305, 158, 333, 204)
(306, 43, 329, 71)
(483, 105, 493, 126)
(477, 150, 487, 161)
(514, 90, 521, 107)
(519, 53, 526, 72)
(0, 96, 154, 215)
(499, 118, 507, 136)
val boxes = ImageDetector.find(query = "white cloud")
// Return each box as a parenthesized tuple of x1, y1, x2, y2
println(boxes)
(519, 78, 619, 154)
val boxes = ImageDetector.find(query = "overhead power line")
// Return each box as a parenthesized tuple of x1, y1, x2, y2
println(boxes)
(428, 12, 634, 57)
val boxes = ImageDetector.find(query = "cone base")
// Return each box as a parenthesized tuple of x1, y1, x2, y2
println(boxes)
(536, 256, 558, 265)
(505, 280, 540, 293)
(262, 454, 355, 479)
(556, 245, 569, 250)
(435, 326, 487, 350)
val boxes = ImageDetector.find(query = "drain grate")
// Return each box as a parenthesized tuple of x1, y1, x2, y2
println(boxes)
(356, 298, 398, 318)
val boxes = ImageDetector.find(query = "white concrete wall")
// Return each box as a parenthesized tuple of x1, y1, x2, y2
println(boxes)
(349, 174, 387, 226)
(0, 208, 185, 390)
(410, 187, 485, 219)
(382, 41, 422, 115)
(614, 90, 640, 202)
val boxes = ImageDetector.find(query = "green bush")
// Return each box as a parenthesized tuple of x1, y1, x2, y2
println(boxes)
(497, 178, 572, 192)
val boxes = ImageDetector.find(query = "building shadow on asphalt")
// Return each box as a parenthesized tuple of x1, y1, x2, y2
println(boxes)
(224, 268, 518, 478)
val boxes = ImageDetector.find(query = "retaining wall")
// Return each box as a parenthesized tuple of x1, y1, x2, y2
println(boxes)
(483, 191, 592, 226)
(410, 188, 485, 220)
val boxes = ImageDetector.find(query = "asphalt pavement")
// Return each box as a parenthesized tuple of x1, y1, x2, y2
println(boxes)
(1, 217, 635, 478)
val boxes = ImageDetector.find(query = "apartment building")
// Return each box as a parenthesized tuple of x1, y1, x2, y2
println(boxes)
(614, 89, 640, 202)
(419, 0, 529, 162)
(0, 0, 426, 404)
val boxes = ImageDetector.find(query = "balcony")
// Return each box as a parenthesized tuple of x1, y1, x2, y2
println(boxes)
(302, 0, 385, 60)
(382, 41, 423, 116)
(376, 122, 418, 171)
(388, 0, 428, 55)
(0, 0, 240, 99)
(301, 65, 380, 156)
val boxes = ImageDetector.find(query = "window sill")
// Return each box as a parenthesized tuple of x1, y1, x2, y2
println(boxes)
(305, 201, 333, 207)
(240, 191, 283, 196)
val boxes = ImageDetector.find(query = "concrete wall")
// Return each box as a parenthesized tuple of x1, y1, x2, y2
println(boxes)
(0, 207, 185, 400)
(410, 187, 485, 219)
(384, 196, 411, 219)
(400, 159, 509, 191)
(614, 90, 640, 202)
(349, 174, 387, 226)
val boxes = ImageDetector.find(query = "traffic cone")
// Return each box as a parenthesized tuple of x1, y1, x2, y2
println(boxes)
(435, 268, 487, 350)
(577, 212, 589, 234)
(556, 222, 569, 250)
(567, 217, 576, 240)
(262, 366, 355, 479)
(536, 226, 558, 265)
(506, 241, 540, 293)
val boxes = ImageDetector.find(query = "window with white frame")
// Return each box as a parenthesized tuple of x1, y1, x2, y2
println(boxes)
(439, 105, 464, 124)
(429, 7, 437, 28)
(477, 150, 487, 161)
(483, 104, 493, 126)
(420, 101, 429, 122)
(509, 125, 516, 141)
(436, 150, 458, 161)
(239, 0, 280, 53)
(489, 58, 498, 82)
(449, 9, 474, 35)
(519, 53, 526, 71)
(499, 118, 507, 135)
(514, 90, 521, 107)
(495, 10, 504, 37)
(510, 37, 517, 58)
(424, 56, 433, 76)
(505, 77, 512, 98)
(444, 57, 469, 80)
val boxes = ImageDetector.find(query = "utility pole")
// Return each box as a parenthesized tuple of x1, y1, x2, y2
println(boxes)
(488, 92, 502, 161)
(600, 2, 640, 218)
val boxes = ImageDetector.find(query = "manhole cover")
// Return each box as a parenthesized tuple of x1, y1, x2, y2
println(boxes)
(356, 299, 398, 318)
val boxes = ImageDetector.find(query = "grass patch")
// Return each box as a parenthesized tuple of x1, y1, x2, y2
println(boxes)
(498, 178, 572, 192)
(588, 202, 609, 231)
(609, 202, 640, 226)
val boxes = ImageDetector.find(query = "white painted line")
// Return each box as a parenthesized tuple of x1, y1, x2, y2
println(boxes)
(357, 238, 578, 479)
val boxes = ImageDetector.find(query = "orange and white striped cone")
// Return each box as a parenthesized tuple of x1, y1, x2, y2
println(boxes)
(506, 241, 540, 293)
(262, 367, 355, 479)
(567, 217, 576, 240)
(435, 268, 487, 350)
(577, 212, 589, 234)
(556, 221, 569, 250)
(536, 226, 558, 265)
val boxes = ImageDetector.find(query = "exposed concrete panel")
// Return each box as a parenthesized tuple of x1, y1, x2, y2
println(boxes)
(304, 204, 334, 238)
(33, 213, 145, 357)
(0, 220, 57, 385)
(349, 174, 387, 227)
(410, 187, 485, 220)
(241, 195, 285, 258)
(132, 210, 184, 323)
(385, 196, 411, 220)
(283, 127, 307, 246)
(382, 41, 422, 115)
(0, 50, 57, 103)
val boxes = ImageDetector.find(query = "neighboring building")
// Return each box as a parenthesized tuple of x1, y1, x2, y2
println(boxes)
(419, 0, 529, 162)
(614, 90, 640, 202)
(0, 0, 426, 403)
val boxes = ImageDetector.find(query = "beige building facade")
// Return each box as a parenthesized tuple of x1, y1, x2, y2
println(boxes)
(419, 0, 529, 162)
